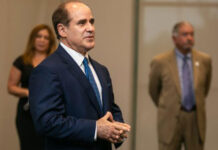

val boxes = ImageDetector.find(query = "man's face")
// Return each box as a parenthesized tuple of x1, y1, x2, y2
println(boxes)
(63, 3, 95, 54)
(173, 24, 194, 52)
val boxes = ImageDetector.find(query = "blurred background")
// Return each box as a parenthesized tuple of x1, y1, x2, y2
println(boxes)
(0, 0, 217, 149)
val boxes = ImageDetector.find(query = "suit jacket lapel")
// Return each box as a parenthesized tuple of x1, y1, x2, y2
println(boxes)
(191, 50, 199, 93)
(89, 58, 108, 115)
(168, 50, 182, 97)
(56, 45, 102, 116)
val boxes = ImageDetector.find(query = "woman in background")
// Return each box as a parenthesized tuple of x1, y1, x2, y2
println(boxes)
(7, 24, 56, 150)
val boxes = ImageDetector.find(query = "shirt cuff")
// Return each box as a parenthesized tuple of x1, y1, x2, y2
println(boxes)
(94, 123, 97, 141)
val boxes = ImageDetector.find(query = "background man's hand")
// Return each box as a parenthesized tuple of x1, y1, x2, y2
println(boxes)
(96, 112, 131, 143)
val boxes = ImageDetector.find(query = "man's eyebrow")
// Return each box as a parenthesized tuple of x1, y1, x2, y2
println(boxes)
(77, 18, 95, 24)
(77, 19, 87, 24)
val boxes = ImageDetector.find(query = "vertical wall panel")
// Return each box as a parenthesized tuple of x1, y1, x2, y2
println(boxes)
(136, 1, 218, 150)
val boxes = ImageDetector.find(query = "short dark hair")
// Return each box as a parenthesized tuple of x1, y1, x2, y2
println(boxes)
(172, 21, 193, 37)
(52, 0, 82, 39)
(52, 2, 71, 39)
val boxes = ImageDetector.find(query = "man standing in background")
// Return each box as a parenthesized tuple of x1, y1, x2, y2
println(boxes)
(29, 1, 130, 150)
(149, 21, 212, 150)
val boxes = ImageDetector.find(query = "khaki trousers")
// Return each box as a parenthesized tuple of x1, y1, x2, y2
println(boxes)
(159, 110, 204, 150)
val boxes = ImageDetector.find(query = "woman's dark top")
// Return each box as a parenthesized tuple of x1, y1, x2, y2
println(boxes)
(13, 56, 44, 150)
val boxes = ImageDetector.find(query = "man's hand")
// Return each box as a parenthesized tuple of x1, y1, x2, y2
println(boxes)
(113, 121, 130, 140)
(96, 112, 131, 143)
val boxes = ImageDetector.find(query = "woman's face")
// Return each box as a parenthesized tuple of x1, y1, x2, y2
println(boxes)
(34, 29, 50, 53)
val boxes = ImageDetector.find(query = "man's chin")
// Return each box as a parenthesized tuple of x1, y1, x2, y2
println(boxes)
(85, 44, 95, 51)
(184, 45, 193, 51)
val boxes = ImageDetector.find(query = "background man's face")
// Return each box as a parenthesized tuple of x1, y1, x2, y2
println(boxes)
(64, 3, 95, 53)
(173, 24, 194, 51)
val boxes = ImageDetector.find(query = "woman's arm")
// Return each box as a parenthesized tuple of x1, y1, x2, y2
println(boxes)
(7, 66, 29, 98)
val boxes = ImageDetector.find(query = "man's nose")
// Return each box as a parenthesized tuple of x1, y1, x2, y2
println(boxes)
(187, 34, 193, 40)
(86, 23, 94, 32)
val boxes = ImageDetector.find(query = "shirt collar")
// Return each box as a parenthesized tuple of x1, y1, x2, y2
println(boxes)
(60, 42, 89, 66)
(175, 48, 192, 60)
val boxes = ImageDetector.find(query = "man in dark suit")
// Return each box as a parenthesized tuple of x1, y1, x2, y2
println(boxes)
(149, 21, 212, 150)
(29, 1, 130, 150)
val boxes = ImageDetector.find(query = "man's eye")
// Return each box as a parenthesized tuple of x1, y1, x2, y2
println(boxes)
(90, 19, 95, 25)
(182, 33, 188, 36)
(78, 20, 86, 25)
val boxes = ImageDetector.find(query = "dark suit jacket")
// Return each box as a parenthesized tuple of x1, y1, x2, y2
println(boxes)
(29, 45, 124, 150)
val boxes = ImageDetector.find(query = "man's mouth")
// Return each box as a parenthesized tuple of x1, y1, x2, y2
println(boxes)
(85, 36, 94, 39)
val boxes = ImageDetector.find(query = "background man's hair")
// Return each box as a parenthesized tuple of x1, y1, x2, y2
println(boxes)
(172, 21, 193, 37)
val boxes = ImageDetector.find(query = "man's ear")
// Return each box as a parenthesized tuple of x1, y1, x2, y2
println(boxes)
(57, 23, 67, 38)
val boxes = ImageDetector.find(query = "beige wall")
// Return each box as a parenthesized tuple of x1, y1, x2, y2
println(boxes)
(0, 0, 61, 149)
(84, 0, 134, 149)
(0, 0, 134, 150)
(2, 0, 217, 150)
(136, 0, 218, 150)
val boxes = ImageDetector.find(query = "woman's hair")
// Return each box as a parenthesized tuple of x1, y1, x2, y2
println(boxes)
(22, 24, 56, 65)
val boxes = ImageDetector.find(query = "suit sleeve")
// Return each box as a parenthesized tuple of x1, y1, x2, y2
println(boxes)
(104, 67, 124, 148)
(148, 58, 162, 106)
(104, 68, 124, 123)
(29, 65, 96, 143)
(205, 57, 212, 97)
